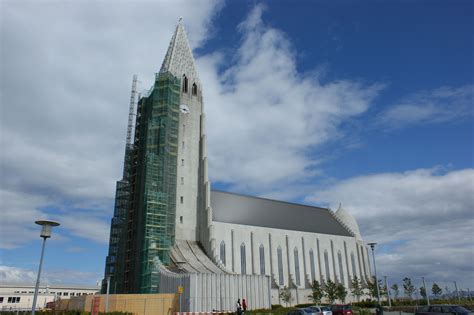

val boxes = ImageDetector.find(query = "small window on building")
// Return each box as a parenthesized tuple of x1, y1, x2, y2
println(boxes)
(220, 241, 226, 266)
(7, 297, 12, 303)
(324, 250, 331, 281)
(351, 252, 357, 279)
(182, 141, 184, 150)
(277, 246, 284, 285)
(309, 249, 316, 282)
(64, 292, 69, 296)
(70, 293, 75, 296)
(0, 297, 3, 303)
(259, 244, 265, 275)
(294, 247, 301, 286)
(180, 216, 183, 223)
(181, 159, 184, 166)
(338, 251, 345, 285)
(183, 124, 185, 133)
(240, 243, 246, 274)
(57, 292, 62, 296)
(180, 196, 183, 204)
(181, 177, 184, 185)
(182, 75, 188, 93)
(192, 83, 198, 96)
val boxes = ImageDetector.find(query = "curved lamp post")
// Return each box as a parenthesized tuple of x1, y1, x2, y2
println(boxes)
(32, 220, 60, 315)
(368, 242, 381, 307)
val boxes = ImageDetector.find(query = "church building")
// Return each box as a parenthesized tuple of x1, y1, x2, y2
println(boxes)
(102, 20, 372, 311)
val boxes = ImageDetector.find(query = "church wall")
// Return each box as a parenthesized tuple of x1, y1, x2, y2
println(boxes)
(212, 221, 372, 304)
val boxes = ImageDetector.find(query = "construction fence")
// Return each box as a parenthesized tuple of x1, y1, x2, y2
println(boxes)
(56, 293, 177, 315)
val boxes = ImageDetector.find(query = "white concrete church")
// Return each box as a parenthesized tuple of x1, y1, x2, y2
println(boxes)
(105, 20, 372, 311)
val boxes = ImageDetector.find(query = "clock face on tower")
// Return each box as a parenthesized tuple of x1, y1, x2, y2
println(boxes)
(180, 104, 190, 114)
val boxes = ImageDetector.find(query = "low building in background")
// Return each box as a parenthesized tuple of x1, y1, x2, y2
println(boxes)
(0, 283, 99, 311)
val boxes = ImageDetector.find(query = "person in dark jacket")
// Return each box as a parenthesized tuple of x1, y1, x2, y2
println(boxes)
(236, 299, 242, 315)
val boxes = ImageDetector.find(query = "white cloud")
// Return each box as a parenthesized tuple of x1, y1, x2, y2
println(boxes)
(1, 1, 222, 248)
(377, 85, 473, 128)
(0, 189, 48, 249)
(308, 167, 474, 289)
(0, 266, 37, 284)
(0, 265, 101, 286)
(200, 5, 384, 191)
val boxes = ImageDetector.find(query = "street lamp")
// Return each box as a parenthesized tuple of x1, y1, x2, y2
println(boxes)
(368, 242, 381, 307)
(32, 220, 60, 315)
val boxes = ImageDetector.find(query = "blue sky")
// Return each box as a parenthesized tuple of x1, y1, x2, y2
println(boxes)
(1, 0, 473, 292)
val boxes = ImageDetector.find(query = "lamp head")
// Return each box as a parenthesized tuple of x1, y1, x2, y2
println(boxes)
(35, 220, 60, 239)
(367, 242, 377, 250)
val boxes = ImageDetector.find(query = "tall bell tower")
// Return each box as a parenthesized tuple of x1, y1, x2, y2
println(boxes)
(160, 20, 204, 242)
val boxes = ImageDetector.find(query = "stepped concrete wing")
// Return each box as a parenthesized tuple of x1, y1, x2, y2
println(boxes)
(335, 206, 363, 240)
(169, 240, 228, 274)
(211, 190, 353, 237)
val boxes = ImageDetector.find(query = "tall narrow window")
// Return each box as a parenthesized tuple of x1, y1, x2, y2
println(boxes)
(277, 246, 284, 285)
(181, 159, 184, 166)
(240, 243, 246, 274)
(309, 249, 316, 282)
(294, 247, 301, 286)
(351, 252, 357, 279)
(259, 244, 265, 275)
(192, 83, 198, 96)
(180, 196, 183, 204)
(181, 177, 184, 185)
(324, 250, 330, 281)
(182, 124, 185, 134)
(361, 245, 367, 278)
(182, 75, 188, 93)
(220, 241, 226, 266)
(338, 251, 345, 284)
(182, 141, 184, 150)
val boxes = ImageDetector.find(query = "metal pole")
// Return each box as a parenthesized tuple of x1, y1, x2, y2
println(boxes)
(180, 278, 182, 312)
(105, 276, 111, 312)
(422, 277, 430, 305)
(384, 276, 392, 307)
(369, 244, 381, 306)
(32, 237, 47, 315)
(454, 281, 460, 301)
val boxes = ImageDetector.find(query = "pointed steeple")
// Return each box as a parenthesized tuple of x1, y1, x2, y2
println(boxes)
(160, 20, 200, 85)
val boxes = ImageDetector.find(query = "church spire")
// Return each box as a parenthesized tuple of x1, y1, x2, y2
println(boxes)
(160, 19, 200, 84)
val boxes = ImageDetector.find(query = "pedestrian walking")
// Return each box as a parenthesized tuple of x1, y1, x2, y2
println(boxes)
(242, 298, 247, 313)
(236, 298, 242, 315)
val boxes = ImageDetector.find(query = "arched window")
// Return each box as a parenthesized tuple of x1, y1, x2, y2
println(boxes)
(338, 251, 345, 285)
(351, 252, 357, 279)
(277, 246, 284, 285)
(182, 75, 188, 93)
(259, 244, 265, 275)
(240, 243, 246, 274)
(309, 249, 316, 282)
(324, 250, 330, 281)
(192, 83, 198, 96)
(220, 241, 226, 266)
(294, 247, 301, 286)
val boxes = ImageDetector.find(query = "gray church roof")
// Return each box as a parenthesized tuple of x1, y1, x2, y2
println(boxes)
(211, 190, 353, 237)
